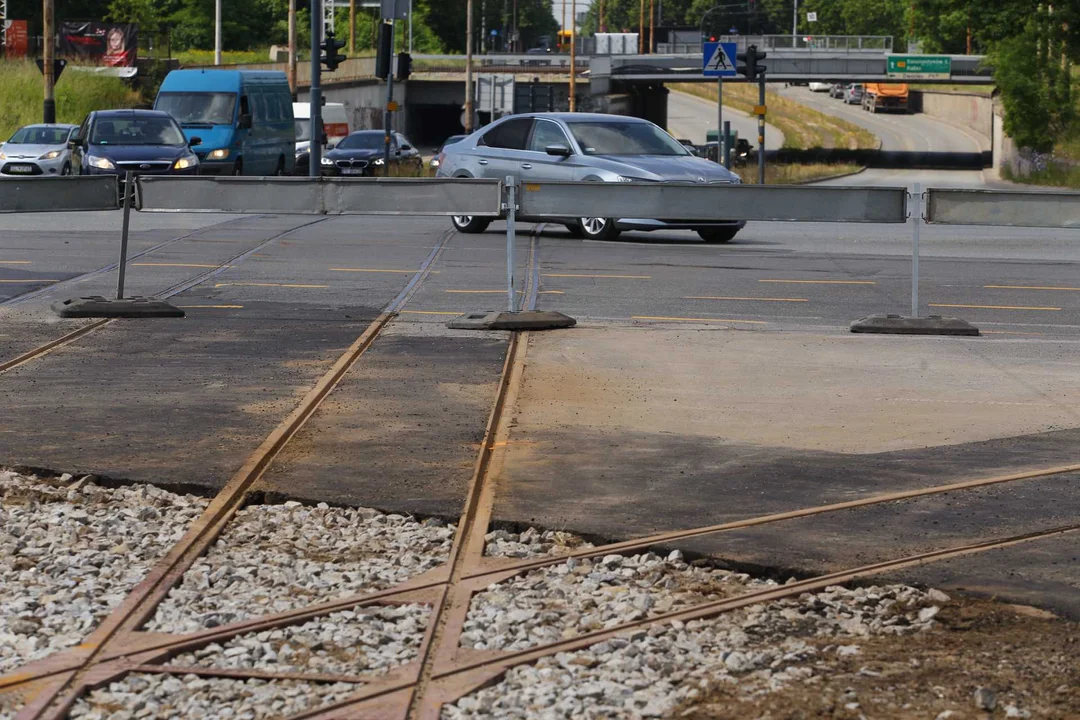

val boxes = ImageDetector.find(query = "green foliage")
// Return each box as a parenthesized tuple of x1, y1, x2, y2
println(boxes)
(0, 60, 143, 141)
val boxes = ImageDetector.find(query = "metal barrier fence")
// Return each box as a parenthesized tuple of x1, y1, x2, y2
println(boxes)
(2, 176, 1078, 323)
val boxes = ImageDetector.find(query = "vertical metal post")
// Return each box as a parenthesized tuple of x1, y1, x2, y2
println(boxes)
(349, 0, 356, 54)
(911, 182, 921, 318)
(465, 0, 474, 132)
(116, 172, 133, 300)
(408, 0, 413, 53)
(722, 120, 731, 168)
(309, 0, 323, 177)
(569, 0, 577, 111)
(384, 18, 396, 173)
(716, 76, 723, 164)
(792, 0, 797, 38)
(757, 75, 765, 184)
(214, 0, 222, 65)
(288, 0, 297, 96)
(42, 0, 55, 123)
(505, 176, 517, 312)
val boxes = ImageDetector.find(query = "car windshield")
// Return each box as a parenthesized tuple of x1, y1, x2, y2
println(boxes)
(295, 119, 311, 142)
(90, 117, 187, 146)
(337, 133, 383, 150)
(155, 92, 237, 125)
(7, 126, 71, 145)
(566, 121, 689, 156)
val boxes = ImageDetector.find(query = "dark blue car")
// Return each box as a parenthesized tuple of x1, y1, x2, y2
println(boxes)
(70, 109, 200, 176)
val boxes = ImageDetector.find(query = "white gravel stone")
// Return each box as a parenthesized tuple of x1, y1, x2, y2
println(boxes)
(68, 673, 357, 720)
(0, 470, 208, 674)
(485, 527, 594, 558)
(147, 503, 454, 634)
(169, 604, 430, 677)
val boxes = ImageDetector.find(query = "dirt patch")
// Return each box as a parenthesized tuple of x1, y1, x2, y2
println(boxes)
(676, 597, 1080, 719)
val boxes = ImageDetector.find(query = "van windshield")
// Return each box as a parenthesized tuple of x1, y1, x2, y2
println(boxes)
(156, 92, 237, 125)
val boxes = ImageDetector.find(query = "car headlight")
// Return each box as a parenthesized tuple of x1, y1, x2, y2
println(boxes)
(616, 175, 647, 182)
(173, 153, 198, 170)
(87, 155, 115, 170)
(0, 151, 6, 160)
(372, 158, 385, 166)
(206, 148, 229, 160)
(321, 157, 334, 166)
(40, 150, 63, 160)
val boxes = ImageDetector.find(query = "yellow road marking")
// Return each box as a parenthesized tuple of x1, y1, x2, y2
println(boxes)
(133, 262, 224, 268)
(400, 310, 462, 315)
(0, 261, 31, 264)
(214, 282, 327, 288)
(538, 290, 565, 294)
(685, 295, 808, 303)
(632, 315, 767, 325)
(331, 267, 421, 274)
(542, 273, 651, 279)
(759, 279, 875, 285)
(930, 303, 1061, 311)
(0, 279, 57, 283)
(984, 284, 1080, 292)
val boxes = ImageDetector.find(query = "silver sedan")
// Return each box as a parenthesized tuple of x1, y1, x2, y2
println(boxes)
(0, 124, 79, 177)
(435, 113, 745, 243)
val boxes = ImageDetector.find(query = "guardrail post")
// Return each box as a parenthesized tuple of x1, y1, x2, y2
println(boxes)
(910, 182, 921, 318)
(116, 171, 134, 300)
(505, 175, 517, 312)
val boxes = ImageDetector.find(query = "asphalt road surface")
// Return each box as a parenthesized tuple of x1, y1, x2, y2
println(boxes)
(667, 90, 785, 150)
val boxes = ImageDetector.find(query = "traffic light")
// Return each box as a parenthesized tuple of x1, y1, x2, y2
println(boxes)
(375, 22, 393, 79)
(736, 44, 767, 80)
(321, 31, 347, 72)
(395, 52, 412, 81)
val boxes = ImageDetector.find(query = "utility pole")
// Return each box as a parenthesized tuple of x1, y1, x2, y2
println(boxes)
(349, 0, 356, 54)
(288, 0, 297, 95)
(569, 0, 576, 109)
(792, 0, 797, 38)
(512, 0, 517, 52)
(384, 19, 395, 173)
(648, 0, 654, 52)
(215, 0, 222, 65)
(42, 0, 54, 123)
(465, 0, 474, 132)
(599, 0, 605, 32)
(561, 0, 566, 50)
(638, 0, 644, 53)
(309, 0, 323, 177)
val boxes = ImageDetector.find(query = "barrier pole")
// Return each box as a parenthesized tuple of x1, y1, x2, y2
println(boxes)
(116, 171, 133, 300)
(505, 176, 517, 312)
(723, 120, 732, 168)
(716, 76, 723, 164)
(911, 182, 921, 318)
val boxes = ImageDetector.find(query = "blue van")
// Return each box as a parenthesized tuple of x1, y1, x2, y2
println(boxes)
(154, 69, 294, 176)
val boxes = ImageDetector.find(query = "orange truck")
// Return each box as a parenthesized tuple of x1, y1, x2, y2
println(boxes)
(861, 83, 909, 113)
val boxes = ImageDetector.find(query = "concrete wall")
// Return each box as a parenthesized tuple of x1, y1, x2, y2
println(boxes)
(298, 80, 406, 134)
(910, 90, 993, 150)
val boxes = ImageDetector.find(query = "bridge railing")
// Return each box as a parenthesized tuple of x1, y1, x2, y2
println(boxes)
(659, 35, 893, 54)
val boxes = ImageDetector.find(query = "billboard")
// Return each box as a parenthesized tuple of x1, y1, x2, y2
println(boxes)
(3, 20, 29, 57)
(58, 22, 138, 66)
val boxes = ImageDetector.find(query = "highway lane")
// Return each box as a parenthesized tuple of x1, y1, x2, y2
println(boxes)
(667, 89, 785, 150)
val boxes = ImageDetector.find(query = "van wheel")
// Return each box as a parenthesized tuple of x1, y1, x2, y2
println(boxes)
(232, 160, 243, 176)
(452, 215, 491, 234)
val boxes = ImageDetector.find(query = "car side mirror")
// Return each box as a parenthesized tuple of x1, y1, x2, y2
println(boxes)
(189, 136, 202, 147)
(238, 114, 253, 129)
(545, 144, 571, 157)
(67, 139, 79, 150)
(401, 144, 412, 151)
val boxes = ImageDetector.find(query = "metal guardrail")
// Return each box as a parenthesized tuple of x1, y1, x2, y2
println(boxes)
(926, 188, 1080, 228)
(517, 182, 908, 223)
(0, 176, 119, 213)
(135, 177, 504, 216)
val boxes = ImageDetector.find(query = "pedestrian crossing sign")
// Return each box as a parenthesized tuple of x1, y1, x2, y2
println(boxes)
(702, 41, 738, 77)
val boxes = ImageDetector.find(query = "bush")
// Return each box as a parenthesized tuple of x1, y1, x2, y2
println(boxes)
(0, 61, 143, 140)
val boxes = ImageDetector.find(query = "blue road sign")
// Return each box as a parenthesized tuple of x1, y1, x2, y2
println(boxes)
(702, 41, 738, 77)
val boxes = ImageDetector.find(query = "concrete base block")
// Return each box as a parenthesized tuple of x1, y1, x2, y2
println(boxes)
(850, 314, 979, 336)
(53, 296, 186, 319)
(447, 310, 577, 331)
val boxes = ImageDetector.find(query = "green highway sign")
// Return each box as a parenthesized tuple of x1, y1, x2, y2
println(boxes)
(887, 55, 951, 79)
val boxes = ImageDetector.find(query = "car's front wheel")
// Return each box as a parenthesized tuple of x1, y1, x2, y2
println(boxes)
(452, 215, 491, 234)
(578, 217, 620, 241)
(698, 227, 740, 243)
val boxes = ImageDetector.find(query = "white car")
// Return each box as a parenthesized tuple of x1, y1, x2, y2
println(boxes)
(0, 124, 79, 177)
(808, 82, 832, 92)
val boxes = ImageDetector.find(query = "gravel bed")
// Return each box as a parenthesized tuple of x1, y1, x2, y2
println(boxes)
(484, 527, 594, 559)
(447, 534, 942, 719)
(68, 673, 357, 720)
(147, 502, 455, 634)
(0, 470, 208, 675)
(169, 603, 429, 677)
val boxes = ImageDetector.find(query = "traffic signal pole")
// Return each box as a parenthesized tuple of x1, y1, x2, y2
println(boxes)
(716, 76, 723, 164)
(384, 19, 396, 174)
(42, 0, 55, 123)
(309, 0, 323, 177)
(757, 74, 765, 184)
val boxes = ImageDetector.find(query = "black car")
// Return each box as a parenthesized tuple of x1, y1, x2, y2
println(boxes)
(430, 134, 467, 169)
(71, 110, 200, 176)
(320, 130, 414, 177)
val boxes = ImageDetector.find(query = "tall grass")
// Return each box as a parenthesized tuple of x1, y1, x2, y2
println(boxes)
(0, 60, 142, 140)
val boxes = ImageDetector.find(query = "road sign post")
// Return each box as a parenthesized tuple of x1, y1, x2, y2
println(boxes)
(703, 41, 736, 168)
(887, 55, 951, 80)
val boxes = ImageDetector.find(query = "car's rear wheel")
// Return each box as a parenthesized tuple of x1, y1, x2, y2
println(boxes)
(698, 227, 740, 244)
(564, 223, 585, 238)
(452, 215, 491, 234)
(578, 217, 620, 241)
